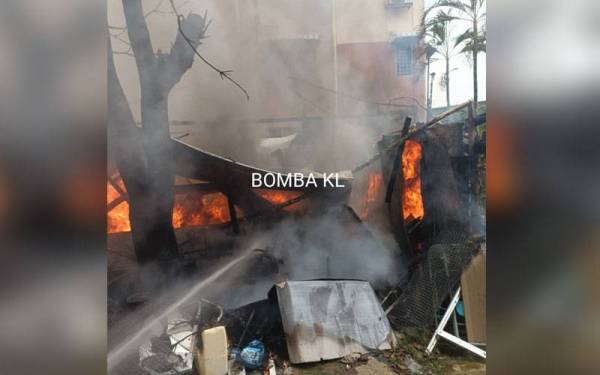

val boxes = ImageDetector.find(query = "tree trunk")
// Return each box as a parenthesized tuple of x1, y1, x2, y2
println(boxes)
(473, 18, 478, 112)
(119, 0, 207, 269)
(109, 38, 178, 269)
(426, 57, 431, 120)
(445, 57, 450, 108)
(129, 93, 179, 264)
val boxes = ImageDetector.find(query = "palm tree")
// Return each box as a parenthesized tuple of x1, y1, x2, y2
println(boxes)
(430, 0, 486, 111)
(424, 43, 437, 118)
(421, 11, 458, 108)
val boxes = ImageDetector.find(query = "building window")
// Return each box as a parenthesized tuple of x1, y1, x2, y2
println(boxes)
(386, 0, 414, 8)
(395, 47, 413, 76)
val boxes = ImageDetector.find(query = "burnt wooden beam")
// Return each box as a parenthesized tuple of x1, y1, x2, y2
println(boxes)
(384, 146, 403, 204)
(385, 117, 412, 203)
(380, 117, 415, 256)
(107, 174, 128, 211)
(107, 182, 220, 213)
(467, 102, 476, 230)
(107, 196, 127, 212)
(108, 175, 127, 198)
(226, 193, 240, 234)
(354, 101, 472, 174)
(242, 191, 314, 221)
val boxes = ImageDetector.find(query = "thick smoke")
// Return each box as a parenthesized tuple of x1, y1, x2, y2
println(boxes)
(109, 0, 416, 172)
(107, 1, 415, 370)
(254, 210, 403, 286)
(107, 207, 405, 371)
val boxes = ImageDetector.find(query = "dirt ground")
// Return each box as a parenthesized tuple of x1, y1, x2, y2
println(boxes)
(291, 356, 485, 375)
(247, 328, 486, 375)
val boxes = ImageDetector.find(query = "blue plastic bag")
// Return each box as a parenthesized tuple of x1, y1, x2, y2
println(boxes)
(239, 340, 266, 369)
(456, 301, 465, 317)
(229, 346, 241, 361)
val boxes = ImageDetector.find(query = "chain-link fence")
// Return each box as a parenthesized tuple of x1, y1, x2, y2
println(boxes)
(387, 230, 478, 328)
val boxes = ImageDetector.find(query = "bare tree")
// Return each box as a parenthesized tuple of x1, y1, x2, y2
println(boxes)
(108, 0, 209, 289)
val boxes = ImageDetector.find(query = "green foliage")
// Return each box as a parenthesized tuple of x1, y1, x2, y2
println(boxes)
(428, 0, 486, 55)
(425, 0, 486, 105)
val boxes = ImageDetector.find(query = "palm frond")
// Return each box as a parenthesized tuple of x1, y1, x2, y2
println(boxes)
(417, 42, 441, 60)
(459, 37, 486, 54)
(426, 44, 439, 59)
(454, 28, 473, 48)
(432, 0, 468, 14)
(433, 10, 457, 24)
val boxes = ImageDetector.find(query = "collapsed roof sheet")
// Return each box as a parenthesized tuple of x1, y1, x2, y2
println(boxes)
(172, 138, 352, 192)
(171, 138, 353, 216)
(271, 280, 395, 364)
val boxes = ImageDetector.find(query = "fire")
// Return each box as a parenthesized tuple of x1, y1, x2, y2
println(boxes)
(361, 172, 383, 218)
(107, 180, 131, 233)
(171, 192, 237, 229)
(254, 189, 306, 213)
(254, 189, 303, 205)
(401, 139, 424, 221)
(107, 176, 241, 234)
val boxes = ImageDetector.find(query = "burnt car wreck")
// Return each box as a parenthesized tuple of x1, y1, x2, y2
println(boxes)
(107, 102, 486, 374)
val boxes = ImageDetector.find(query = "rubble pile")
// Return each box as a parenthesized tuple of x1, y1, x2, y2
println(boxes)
(107, 106, 487, 374)
(137, 280, 401, 375)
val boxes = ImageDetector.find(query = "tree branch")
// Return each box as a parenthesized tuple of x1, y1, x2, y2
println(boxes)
(167, 0, 250, 100)
(159, 12, 207, 90)
(110, 31, 131, 47)
(143, 0, 166, 18)
(122, 0, 155, 76)
(113, 50, 135, 57)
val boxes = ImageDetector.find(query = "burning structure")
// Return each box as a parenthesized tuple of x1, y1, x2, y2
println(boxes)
(107, 0, 486, 373)
(374, 105, 486, 331)
(107, 102, 486, 374)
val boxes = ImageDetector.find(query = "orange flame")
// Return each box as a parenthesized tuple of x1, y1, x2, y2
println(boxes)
(107, 180, 131, 233)
(254, 189, 302, 205)
(361, 172, 383, 218)
(254, 189, 306, 212)
(107, 176, 240, 234)
(171, 193, 236, 229)
(401, 139, 424, 221)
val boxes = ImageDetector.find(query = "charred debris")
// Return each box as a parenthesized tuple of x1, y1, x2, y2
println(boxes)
(107, 102, 486, 374)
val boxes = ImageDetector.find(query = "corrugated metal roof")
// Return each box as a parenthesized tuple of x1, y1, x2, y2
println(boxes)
(272, 280, 395, 364)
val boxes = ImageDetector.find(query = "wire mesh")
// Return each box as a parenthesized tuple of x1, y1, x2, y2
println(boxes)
(388, 230, 477, 328)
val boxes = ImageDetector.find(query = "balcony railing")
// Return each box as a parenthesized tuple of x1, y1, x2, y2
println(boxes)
(385, 0, 414, 8)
